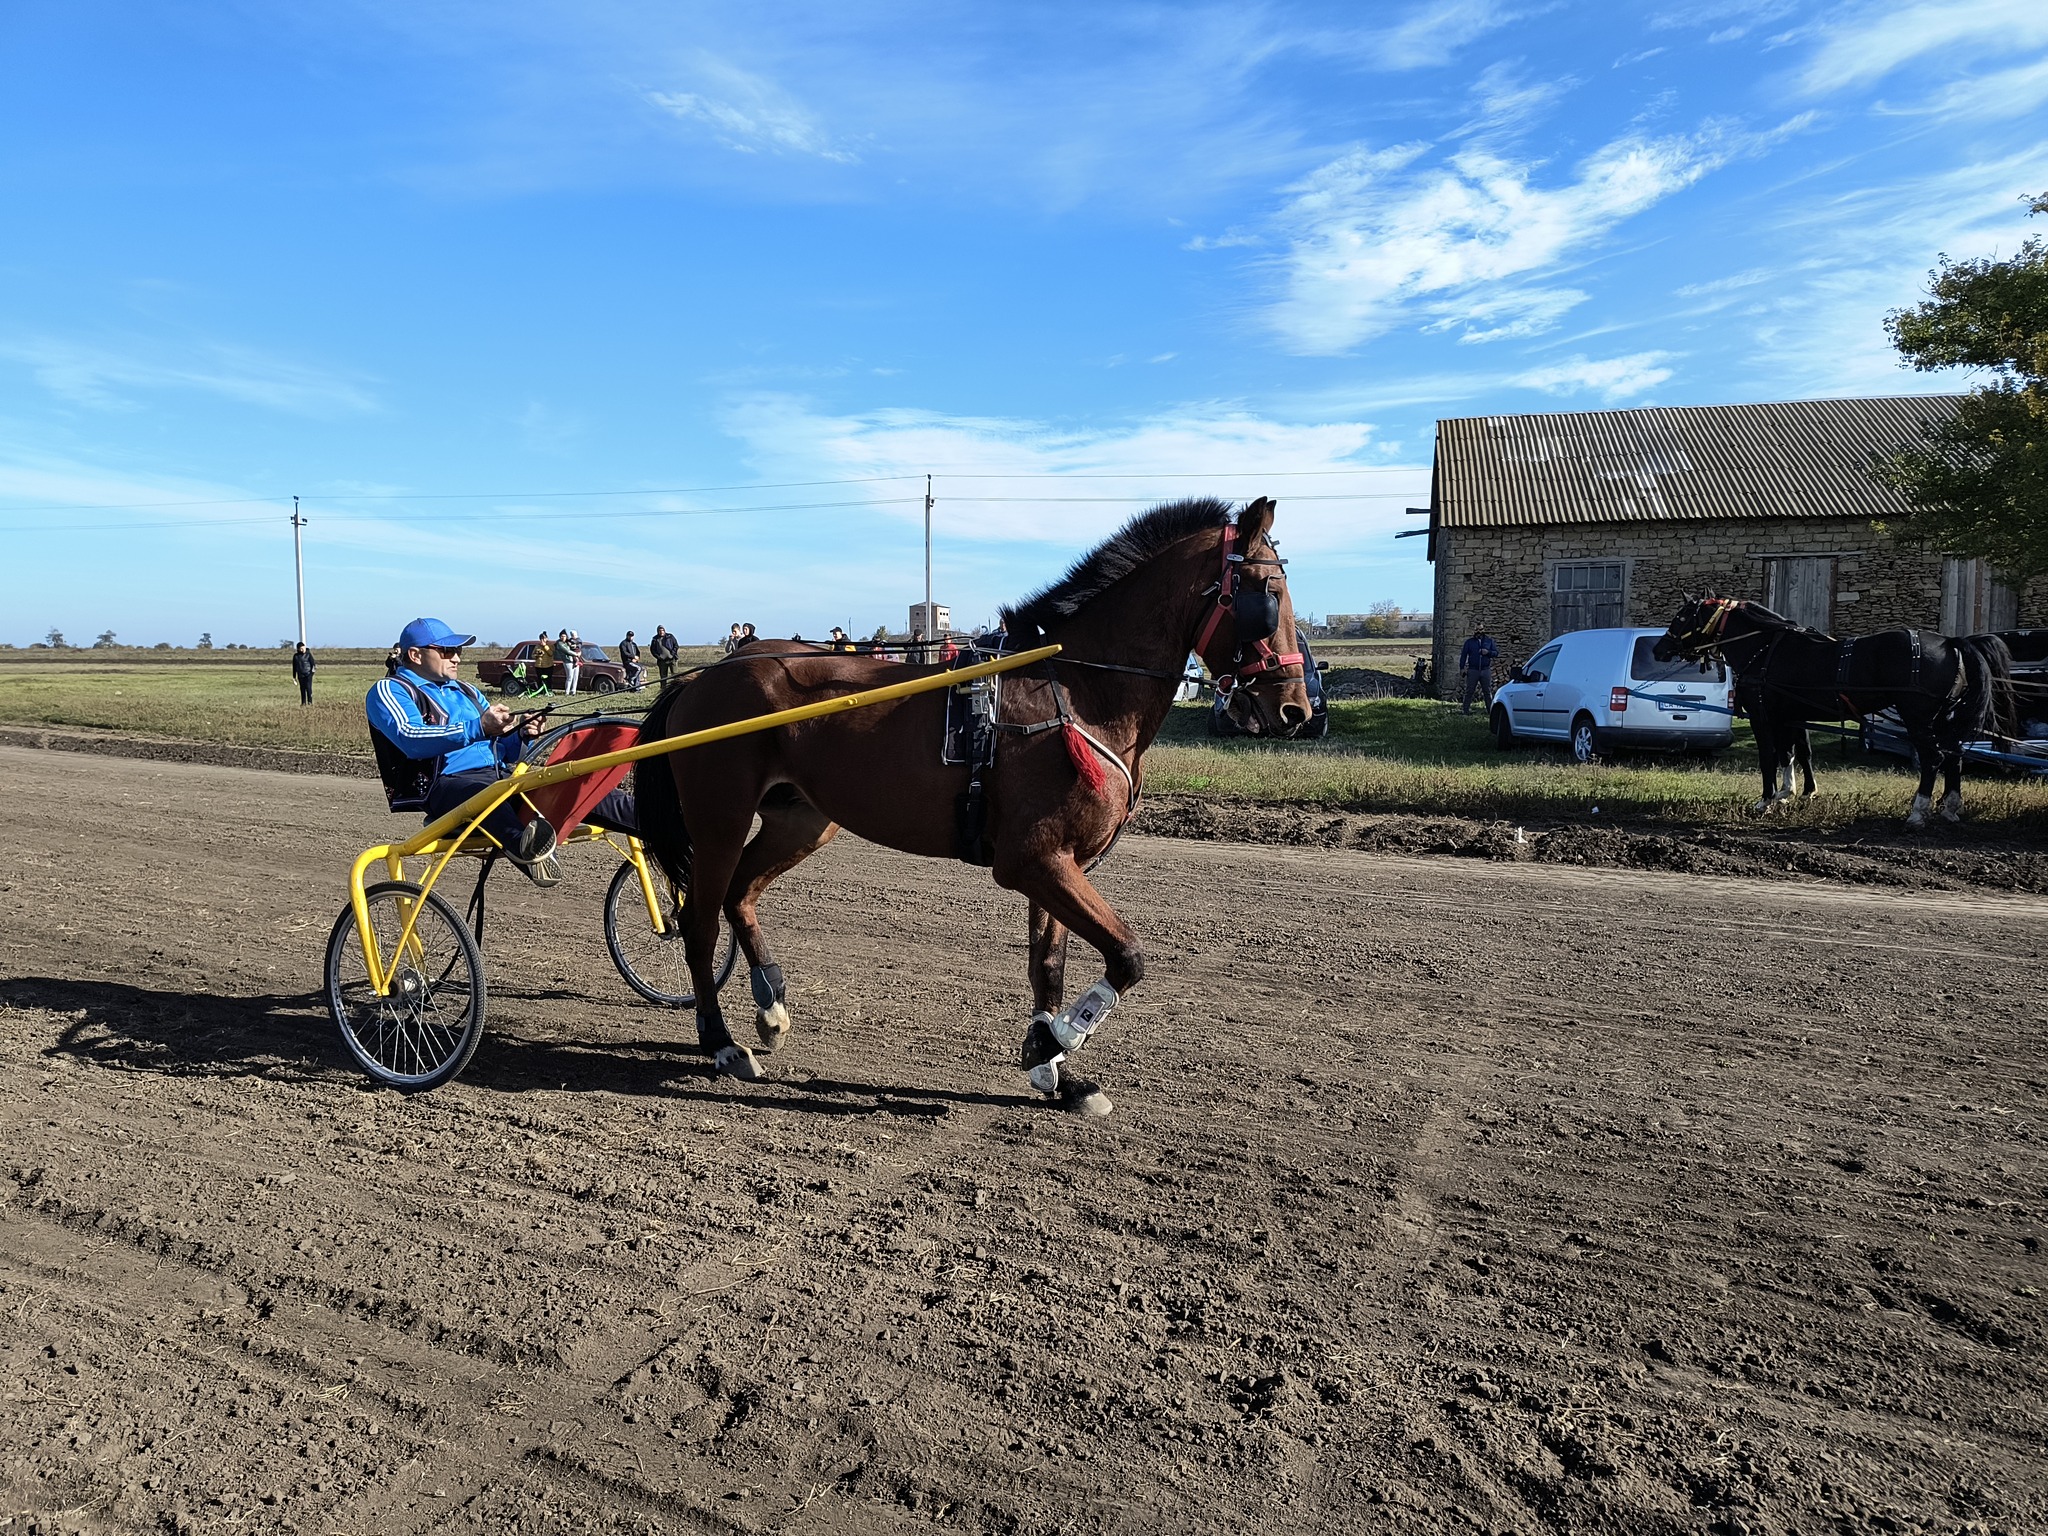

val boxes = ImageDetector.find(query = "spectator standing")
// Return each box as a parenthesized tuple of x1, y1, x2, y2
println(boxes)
(384, 644, 401, 677)
(723, 623, 742, 655)
(828, 626, 857, 653)
(619, 630, 642, 690)
(650, 625, 678, 685)
(559, 629, 582, 696)
(532, 630, 554, 688)
(1458, 626, 1499, 715)
(909, 626, 928, 665)
(738, 623, 757, 648)
(291, 641, 317, 705)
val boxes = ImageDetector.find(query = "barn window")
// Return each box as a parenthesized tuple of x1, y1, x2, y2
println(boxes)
(1940, 557, 2017, 635)
(1549, 561, 1625, 636)
(1764, 556, 1835, 634)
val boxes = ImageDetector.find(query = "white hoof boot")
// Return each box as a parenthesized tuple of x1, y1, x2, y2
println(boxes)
(1939, 791, 1963, 824)
(755, 1000, 790, 1051)
(714, 1044, 765, 1081)
(1047, 980, 1119, 1054)
(1905, 794, 1931, 829)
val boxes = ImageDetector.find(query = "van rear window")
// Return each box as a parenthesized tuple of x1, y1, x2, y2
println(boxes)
(1631, 636, 1723, 682)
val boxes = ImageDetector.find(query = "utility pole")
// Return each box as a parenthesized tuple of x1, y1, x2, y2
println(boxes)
(923, 474, 934, 632)
(290, 496, 308, 647)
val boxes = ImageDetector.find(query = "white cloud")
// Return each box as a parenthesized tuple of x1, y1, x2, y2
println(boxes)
(647, 57, 857, 163)
(1873, 54, 2048, 123)
(1263, 130, 1727, 354)
(1451, 60, 1575, 141)
(719, 393, 1425, 560)
(1675, 267, 1772, 297)
(1367, 0, 1524, 71)
(1798, 0, 2048, 95)
(0, 337, 377, 416)
(1512, 351, 1676, 400)
(1738, 150, 2043, 396)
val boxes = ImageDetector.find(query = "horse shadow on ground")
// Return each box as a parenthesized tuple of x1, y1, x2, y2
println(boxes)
(0, 976, 1028, 1119)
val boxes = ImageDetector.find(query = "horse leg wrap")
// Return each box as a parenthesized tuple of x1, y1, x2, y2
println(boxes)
(750, 964, 790, 1051)
(1049, 980, 1118, 1054)
(1020, 1012, 1065, 1096)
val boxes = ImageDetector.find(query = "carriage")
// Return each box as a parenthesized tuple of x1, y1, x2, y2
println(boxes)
(323, 646, 1058, 1092)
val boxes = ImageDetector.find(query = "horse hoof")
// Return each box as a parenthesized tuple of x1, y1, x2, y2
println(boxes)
(1903, 812, 1926, 830)
(1059, 1078, 1114, 1118)
(1939, 793, 1963, 824)
(755, 1001, 791, 1051)
(714, 1044, 765, 1081)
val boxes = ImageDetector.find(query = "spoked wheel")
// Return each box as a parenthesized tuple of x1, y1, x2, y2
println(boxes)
(325, 881, 487, 1091)
(604, 860, 738, 1007)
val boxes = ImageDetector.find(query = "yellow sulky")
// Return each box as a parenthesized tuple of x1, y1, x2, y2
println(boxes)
(346, 643, 1062, 995)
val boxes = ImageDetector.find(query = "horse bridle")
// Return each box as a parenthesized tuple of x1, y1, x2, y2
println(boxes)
(1192, 524, 1304, 696)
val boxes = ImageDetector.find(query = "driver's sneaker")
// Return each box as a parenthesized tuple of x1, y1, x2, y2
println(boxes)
(509, 818, 561, 888)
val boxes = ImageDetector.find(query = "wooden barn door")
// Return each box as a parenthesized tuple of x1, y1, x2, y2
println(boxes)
(1766, 557, 1835, 634)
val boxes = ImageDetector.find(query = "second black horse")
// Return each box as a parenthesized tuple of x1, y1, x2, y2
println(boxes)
(1654, 596, 2016, 825)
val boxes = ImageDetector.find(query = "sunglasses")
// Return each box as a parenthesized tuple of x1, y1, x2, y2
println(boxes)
(415, 645, 462, 659)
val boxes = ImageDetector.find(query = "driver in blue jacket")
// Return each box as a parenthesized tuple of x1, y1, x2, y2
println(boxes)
(366, 617, 561, 886)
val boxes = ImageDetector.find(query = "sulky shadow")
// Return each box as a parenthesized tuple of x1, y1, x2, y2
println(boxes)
(2, 975, 1032, 1118)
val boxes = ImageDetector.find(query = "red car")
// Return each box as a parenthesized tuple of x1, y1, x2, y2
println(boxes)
(474, 640, 633, 696)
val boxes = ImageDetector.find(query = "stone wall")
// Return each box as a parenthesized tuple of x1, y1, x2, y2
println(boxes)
(1429, 517, 2044, 688)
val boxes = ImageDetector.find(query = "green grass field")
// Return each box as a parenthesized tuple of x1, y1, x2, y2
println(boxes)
(4, 651, 2043, 829)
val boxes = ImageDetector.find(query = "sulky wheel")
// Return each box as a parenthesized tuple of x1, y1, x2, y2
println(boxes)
(325, 881, 487, 1092)
(603, 860, 737, 1008)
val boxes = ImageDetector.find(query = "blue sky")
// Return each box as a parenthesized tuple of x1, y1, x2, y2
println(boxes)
(3, 0, 2044, 646)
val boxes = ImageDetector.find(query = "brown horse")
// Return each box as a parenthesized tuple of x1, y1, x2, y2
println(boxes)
(632, 496, 1311, 1114)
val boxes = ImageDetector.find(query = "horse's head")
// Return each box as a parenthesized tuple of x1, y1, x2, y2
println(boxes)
(1200, 497, 1314, 736)
(1653, 592, 1731, 662)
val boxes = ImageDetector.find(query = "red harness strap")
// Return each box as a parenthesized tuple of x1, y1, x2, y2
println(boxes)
(1191, 524, 1237, 659)
(1196, 524, 1306, 692)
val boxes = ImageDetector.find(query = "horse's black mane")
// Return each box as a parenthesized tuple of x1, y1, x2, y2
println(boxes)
(1002, 497, 1234, 638)
(1724, 598, 1832, 641)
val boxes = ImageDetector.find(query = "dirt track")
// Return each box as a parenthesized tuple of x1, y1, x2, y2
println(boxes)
(2, 745, 2044, 1535)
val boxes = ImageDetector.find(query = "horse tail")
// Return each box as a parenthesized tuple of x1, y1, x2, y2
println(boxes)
(1959, 633, 2019, 744)
(633, 679, 695, 892)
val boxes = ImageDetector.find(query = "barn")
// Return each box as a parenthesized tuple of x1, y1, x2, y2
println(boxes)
(1421, 394, 2037, 686)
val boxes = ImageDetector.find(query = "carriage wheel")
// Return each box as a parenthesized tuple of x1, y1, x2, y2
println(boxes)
(325, 881, 487, 1092)
(603, 860, 738, 1008)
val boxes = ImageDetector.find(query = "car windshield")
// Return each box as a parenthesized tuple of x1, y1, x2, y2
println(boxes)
(582, 645, 610, 661)
(1631, 636, 1723, 682)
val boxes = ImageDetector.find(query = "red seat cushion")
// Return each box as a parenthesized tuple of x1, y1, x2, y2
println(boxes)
(524, 723, 638, 833)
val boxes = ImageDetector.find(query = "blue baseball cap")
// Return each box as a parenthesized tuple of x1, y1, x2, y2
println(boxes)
(397, 617, 476, 652)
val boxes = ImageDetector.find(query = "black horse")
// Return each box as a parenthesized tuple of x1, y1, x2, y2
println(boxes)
(1653, 596, 2016, 825)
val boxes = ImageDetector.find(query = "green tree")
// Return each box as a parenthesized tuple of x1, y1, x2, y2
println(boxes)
(94, 629, 118, 648)
(45, 627, 65, 648)
(1871, 192, 2048, 583)
(196, 632, 212, 650)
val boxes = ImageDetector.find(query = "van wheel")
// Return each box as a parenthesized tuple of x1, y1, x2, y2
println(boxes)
(1570, 714, 1601, 765)
(1491, 707, 1516, 750)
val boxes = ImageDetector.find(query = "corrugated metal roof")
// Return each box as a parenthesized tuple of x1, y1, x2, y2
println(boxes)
(1432, 395, 1963, 530)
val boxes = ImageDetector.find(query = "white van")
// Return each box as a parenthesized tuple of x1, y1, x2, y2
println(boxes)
(1490, 627, 1733, 763)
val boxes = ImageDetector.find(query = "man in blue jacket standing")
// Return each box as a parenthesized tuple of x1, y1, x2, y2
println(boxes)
(366, 617, 560, 886)
(1458, 625, 1500, 715)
